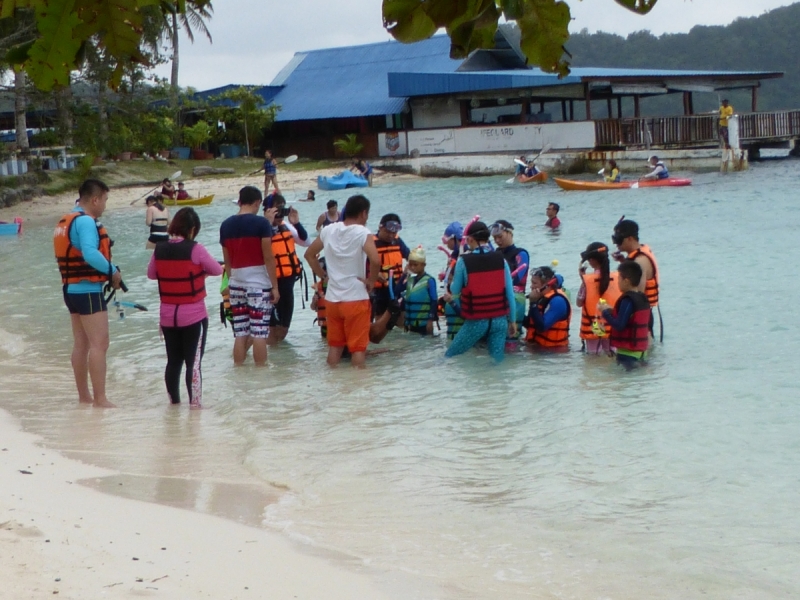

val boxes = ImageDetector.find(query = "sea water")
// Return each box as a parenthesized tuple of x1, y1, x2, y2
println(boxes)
(1, 161, 799, 599)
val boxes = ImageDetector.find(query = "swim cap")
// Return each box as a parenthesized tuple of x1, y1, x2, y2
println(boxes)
(409, 246, 426, 263)
(443, 221, 463, 241)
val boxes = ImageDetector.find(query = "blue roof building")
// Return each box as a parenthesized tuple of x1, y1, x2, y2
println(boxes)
(201, 27, 784, 158)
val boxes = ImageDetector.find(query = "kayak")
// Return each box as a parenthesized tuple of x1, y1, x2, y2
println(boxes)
(0, 217, 22, 235)
(554, 178, 692, 191)
(318, 170, 369, 191)
(163, 194, 214, 206)
(517, 171, 548, 184)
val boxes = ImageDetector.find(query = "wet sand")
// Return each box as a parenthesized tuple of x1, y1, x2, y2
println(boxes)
(0, 409, 394, 599)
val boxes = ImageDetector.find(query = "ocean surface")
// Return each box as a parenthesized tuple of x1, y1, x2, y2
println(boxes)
(1, 160, 799, 599)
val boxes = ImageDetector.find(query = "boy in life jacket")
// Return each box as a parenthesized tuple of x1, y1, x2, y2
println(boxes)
(600, 261, 651, 370)
(490, 219, 529, 335)
(310, 257, 328, 338)
(524, 266, 571, 351)
(371, 213, 410, 318)
(444, 221, 516, 363)
(403, 246, 438, 335)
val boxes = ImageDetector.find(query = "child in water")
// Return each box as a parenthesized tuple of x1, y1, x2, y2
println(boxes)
(403, 246, 438, 335)
(600, 260, 651, 370)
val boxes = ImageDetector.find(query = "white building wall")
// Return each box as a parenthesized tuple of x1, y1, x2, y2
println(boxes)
(410, 98, 462, 129)
(403, 121, 596, 156)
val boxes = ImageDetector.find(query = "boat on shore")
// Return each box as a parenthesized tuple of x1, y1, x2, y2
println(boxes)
(318, 170, 369, 191)
(517, 171, 548, 184)
(163, 194, 214, 206)
(554, 178, 692, 191)
(0, 217, 22, 235)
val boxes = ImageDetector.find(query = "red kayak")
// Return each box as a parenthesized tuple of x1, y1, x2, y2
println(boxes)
(554, 177, 692, 191)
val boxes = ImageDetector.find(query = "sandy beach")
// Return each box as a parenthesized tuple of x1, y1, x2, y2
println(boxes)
(0, 166, 417, 227)
(0, 409, 396, 600)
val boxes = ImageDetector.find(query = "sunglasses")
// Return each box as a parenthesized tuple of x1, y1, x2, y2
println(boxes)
(382, 221, 402, 233)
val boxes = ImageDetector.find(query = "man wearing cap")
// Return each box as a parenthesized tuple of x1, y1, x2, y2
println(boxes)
(445, 221, 516, 363)
(612, 219, 660, 340)
(316, 199, 340, 231)
(491, 220, 529, 333)
(372, 213, 410, 318)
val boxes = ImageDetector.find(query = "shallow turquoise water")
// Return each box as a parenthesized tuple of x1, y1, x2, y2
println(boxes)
(1, 161, 799, 599)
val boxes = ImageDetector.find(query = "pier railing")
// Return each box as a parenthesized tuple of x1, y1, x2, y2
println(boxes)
(595, 116, 716, 148)
(595, 110, 800, 149)
(738, 110, 800, 141)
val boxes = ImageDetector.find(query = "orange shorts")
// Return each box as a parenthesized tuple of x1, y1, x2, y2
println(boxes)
(326, 299, 370, 353)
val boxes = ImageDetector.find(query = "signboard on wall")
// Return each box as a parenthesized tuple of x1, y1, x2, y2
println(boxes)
(402, 122, 595, 156)
(378, 132, 408, 157)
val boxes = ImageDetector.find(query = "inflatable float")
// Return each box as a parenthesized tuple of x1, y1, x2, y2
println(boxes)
(317, 170, 369, 191)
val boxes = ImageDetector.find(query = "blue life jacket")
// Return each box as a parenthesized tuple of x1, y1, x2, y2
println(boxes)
(655, 162, 669, 179)
(403, 273, 435, 328)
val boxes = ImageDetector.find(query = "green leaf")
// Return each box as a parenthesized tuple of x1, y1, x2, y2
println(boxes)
(92, 0, 145, 59)
(383, 0, 437, 43)
(613, 0, 658, 15)
(5, 39, 34, 65)
(500, 0, 525, 21)
(517, 0, 572, 76)
(27, 0, 83, 91)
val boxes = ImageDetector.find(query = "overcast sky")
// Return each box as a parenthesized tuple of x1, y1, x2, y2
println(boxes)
(153, 0, 797, 90)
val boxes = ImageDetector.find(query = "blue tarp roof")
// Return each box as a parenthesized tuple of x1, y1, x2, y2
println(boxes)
(269, 36, 462, 121)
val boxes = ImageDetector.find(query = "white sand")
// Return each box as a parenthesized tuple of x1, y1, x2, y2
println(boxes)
(0, 409, 393, 599)
(0, 167, 417, 227)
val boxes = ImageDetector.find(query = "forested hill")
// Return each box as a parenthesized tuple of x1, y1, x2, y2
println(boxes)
(565, 2, 800, 113)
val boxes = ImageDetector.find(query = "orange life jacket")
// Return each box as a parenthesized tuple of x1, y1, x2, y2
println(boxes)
(580, 272, 622, 340)
(627, 244, 659, 307)
(459, 251, 508, 320)
(271, 225, 302, 280)
(373, 237, 403, 289)
(610, 291, 651, 352)
(53, 211, 113, 285)
(313, 281, 327, 334)
(153, 239, 207, 306)
(526, 289, 571, 347)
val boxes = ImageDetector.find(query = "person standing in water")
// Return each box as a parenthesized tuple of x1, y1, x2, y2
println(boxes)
(316, 200, 340, 231)
(545, 202, 561, 230)
(600, 260, 651, 370)
(577, 242, 621, 355)
(145, 195, 169, 249)
(54, 179, 122, 407)
(148, 207, 222, 408)
(305, 194, 380, 368)
(491, 219, 529, 334)
(445, 221, 516, 363)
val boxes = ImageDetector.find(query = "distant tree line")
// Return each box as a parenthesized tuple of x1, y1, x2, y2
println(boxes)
(565, 2, 800, 114)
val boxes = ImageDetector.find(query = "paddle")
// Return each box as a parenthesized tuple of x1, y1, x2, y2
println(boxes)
(248, 154, 299, 176)
(506, 146, 550, 184)
(597, 168, 605, 175)
(130, 171, 181, 206)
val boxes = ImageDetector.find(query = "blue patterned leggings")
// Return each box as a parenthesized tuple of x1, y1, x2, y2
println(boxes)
(445, 317, 508, 362)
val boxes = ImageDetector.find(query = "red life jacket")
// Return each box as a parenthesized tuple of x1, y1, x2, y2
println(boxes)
(154, 239, 207, 305)
(610, 291, 650, 352)
(459, 250, 508, 319)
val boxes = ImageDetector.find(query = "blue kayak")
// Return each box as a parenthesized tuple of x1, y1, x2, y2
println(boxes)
(317, 170, 369, 191)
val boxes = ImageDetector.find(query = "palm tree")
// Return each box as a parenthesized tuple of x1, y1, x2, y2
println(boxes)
(160, 0, 214, 91)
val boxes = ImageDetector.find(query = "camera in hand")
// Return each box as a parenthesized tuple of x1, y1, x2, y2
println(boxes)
(277, 206, 291, 218)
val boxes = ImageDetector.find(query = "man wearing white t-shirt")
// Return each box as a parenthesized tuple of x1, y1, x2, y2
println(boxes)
(305, 195, 380, 368)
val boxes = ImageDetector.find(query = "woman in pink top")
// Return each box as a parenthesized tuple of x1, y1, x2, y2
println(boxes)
(147, 208, 223, 408)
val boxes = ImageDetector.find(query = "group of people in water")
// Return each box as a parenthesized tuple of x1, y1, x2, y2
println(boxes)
(55, 177, 660, 409)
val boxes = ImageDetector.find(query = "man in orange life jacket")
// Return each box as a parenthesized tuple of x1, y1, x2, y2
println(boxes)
(444, 221, 516, 363)
(600, 260, 651, 370)
(372, 213, 410, 319)
(263, 194, 311, 344)
(524, 266, 571, 350)
(54, 179, 122, 408)
(611, 219, 659, 337)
